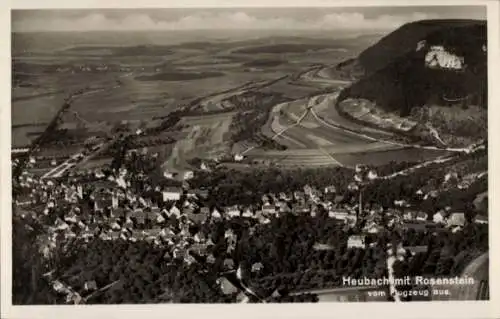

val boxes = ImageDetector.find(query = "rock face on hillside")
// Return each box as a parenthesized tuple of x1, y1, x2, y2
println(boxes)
(424, 44, 465, 70)
(335, 20, 487, 147)
(339, 19, 486, 77)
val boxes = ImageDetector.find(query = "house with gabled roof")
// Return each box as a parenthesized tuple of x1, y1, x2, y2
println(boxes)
(309, 187, 322, 200)
(169, 205, 181, 218)
(187, 242, 205, 256)
(447, 212, 466, 228)
(345, 214, 358, 227)
(251, 262, 264, 273)
(110, 217, 121, 230)
(433, 211, 449, 224)
(241, 207, 254, 218)
(83, 280, 98, 292)
(211, 207, 222, 220)
(474, 214, 488, 225)
(200, 207, 210, 215)
(187, 210, 208, 225)
(131, 229, 146, 241)
(156, 210, 166, 224)
(144, 209, 157, 222)
(261, 204, 276, 215)
(403, 210, 416, 221)
(364, 222, 382, 234)
(64, 213, 79, 224)
(223, 258, 235, 270)
(303, 185, 313, 196)
(329, 209, 349, 221)
(186, 190, 198, 199)
(113, 207, 126, 219)
(348, 235, 366, 249)
(81, 229, 94, 241)
(261, 194, 270, 204)
(324, 185, 337, 194)
(293, 191, 305, 201)
(135, 212, 145, 225)
(162, 187, 182, 202)
(416, 211, 428, 222)
(292, 204, 310, 215)
(99, 232, 112, 241)
(259, 216, 271, 224)
(194, 188, 209, 199)
(268, 193, 278, 203)
(404, 245, 428, 256)
(110, 231, 121, 240)
(278, 201, 291, 213)
(225, 206, 241, 218)
(183, 206, 196, 217)
(146, 227, 162, 240)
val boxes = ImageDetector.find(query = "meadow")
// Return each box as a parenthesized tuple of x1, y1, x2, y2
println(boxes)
(12, 33, 450, 171)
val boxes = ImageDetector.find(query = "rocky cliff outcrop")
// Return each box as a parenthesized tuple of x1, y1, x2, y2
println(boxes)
(335, 19, 487, 147)
(337, 20, 486, 114)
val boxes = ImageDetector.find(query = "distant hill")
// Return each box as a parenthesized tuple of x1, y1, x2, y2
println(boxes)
(337, 19, 487, 116)
(338, 19, 486, 76)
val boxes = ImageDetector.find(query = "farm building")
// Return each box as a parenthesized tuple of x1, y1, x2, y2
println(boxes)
(292, 205, 310, 214)
(364, 222, 382, 234)
(162, 187, 182, 201)
(324, 185, 337, 194)
(225, 206, 241, 218)
(261, 204, 276, 215)
(329, 209, 349, 221)
(348, 235, 366, 249)
(433, 211, 449, 224)
(416, 212, 428, 222)
(447, 213, 466, 228)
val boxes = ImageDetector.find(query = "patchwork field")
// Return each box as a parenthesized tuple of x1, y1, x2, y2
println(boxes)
(13, 33, 451, 172)
(333, 148, 454, 167)
(244, 144, 448, 168)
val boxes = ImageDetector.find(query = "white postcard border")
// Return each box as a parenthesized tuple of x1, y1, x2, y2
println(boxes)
(1, 0, 498, 318)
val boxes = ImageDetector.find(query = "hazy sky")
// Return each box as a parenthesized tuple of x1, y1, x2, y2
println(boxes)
(12, 6, 486, 32)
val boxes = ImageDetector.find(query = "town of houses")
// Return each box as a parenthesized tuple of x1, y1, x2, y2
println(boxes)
(14, 153, 488, 267)
(11, 146, 490, 304)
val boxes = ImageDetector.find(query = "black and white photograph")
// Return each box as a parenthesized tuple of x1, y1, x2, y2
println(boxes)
(4, 0, 495, 312)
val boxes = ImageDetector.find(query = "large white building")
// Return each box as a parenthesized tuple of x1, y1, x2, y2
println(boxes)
(162, 187, 182, 201)
(348, 235, 366, 249)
